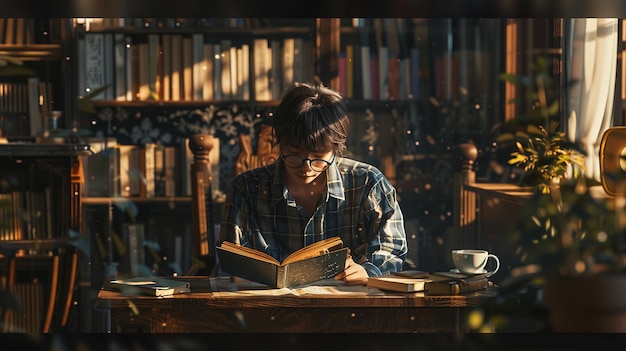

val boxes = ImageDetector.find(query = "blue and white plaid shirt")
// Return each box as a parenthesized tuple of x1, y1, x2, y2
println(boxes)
(219, 156, 408, 277)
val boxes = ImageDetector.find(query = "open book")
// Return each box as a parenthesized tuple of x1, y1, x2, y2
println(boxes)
(217, 237, 348, 288)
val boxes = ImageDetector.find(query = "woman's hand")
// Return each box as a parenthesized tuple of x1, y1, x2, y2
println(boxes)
(334, 256, 368, 286)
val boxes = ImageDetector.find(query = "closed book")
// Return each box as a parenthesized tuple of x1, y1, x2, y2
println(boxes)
(170, 34, 183, 101)
(147, 34, 160, 100)
(161, 34, 172, 101)
(426, 276, 490, 295)
(360, 45, 371, 100)
(338, 51, 346, 96)
(345, 44, 354, 99)
(192, 33, 205, 101)
(378, 46, 389, 100)
(138, 42, 150, 100)
(136, 143, 157, 198)
(253, 38, 270, 101)
(201, 43, 214, 100)
(221, 39, 232, 100)
(367, 276, 432, 293)
(217, 237, 347, 288)
(82, 137, 119, 197)
(239, 44, 250, 100)
(114, 33, 127, 101)
(84, 32, 106, 99)
(182, 36, 194, 101)
(108, 277, 191, 297)
(282, 38, 295, 89)
(270, 39, 281, 99)
(103, 33, 115, 99)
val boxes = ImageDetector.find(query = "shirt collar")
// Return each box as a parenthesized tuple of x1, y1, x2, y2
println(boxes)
(270, 159, 346, 203)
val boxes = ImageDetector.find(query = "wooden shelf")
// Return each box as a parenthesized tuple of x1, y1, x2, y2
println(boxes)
(0, 44, 62, 61)
(0, 143, 91, 157)
(91, 100, 281, 108)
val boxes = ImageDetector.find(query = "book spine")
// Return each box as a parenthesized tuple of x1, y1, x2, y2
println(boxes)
(103, 33, 115, 99)
(161, 34, 172, 101)
(229, 45, 238, 100)
(138, 42, 150, 101)
(202, 43, 214, 100)
(360, 45, 371, 100)
(114, 33, 127, 101)
(220, 39, 232, 100)
(276, 265, 287, 289)
(378, 46, 389, 100)
(410, 47, 419, 100)
(149, 34, 161, 100)
(182, 36, 194, 101)
(212, 43, 222, 100)
(338, 51, 346, 97)
(270, 39, 282, 99)
(27, 77, 41, 136)
(170, 35, 183, 101)
(282, 38, 295, 89)
(253, 38, 270, 101)
(192, 33, 205, 101)
(84, 32, 105, 99)
(240, 43, 250, 100)
(345, 44, 354, 99)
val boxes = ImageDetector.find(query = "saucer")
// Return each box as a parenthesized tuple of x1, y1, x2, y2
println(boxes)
(450, 268, 487, 274)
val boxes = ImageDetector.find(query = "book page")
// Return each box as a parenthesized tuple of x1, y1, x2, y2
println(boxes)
(219, 241, 280, 265)
(282, 237, 343, 265)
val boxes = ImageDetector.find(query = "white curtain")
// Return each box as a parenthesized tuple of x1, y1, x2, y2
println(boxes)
(565, 18, 618, 181)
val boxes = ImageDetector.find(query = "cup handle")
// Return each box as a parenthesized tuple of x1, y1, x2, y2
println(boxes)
(486, 254, 500, 277)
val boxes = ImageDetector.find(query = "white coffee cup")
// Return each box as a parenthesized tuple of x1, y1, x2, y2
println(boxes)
(452, 249, 500, 276)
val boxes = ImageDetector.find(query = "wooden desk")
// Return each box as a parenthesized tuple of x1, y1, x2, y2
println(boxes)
(96, 276, 494, 333)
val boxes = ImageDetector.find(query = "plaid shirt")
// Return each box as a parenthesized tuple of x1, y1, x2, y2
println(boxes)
(219, 157, 408, 277)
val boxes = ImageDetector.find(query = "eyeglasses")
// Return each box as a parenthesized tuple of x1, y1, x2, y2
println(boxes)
(281, 153, 335, 172)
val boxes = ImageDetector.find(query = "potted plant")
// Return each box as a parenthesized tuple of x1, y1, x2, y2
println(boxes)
(493, 175, 626, 332)
(495, 55, 587, 194)
(496, 120, 587, 194)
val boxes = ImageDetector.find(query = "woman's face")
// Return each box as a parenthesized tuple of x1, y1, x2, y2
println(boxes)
(280, 145, 334, 185)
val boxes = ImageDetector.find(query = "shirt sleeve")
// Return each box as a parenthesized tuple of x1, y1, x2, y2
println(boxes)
(218, 177, 249, 246)
(361, 176, 408, 277)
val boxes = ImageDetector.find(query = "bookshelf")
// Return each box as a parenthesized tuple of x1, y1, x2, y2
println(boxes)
(0, 19, 74, 141)
(75, 18, 425, 283)
(0, 143, 90, 332)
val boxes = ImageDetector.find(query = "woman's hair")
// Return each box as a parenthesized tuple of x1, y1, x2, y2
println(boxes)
(272, 82, 349, 155)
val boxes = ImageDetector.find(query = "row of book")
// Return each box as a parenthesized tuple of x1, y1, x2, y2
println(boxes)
(82, 136, 220, 199)
(80, 18, 302, 31)
(339, 43, 420, 101)
(0, 78, 53, 138)
(0, 189, 54, 242)
(0, 18, 37, 45)
(77, 31, 314, 102)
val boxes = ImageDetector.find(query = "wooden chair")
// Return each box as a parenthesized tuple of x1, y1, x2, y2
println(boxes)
(186, 134, 218, 276)
(187, 127, 279, 276)
(234, 125, 280, 176)
(0, 238, 78, 333)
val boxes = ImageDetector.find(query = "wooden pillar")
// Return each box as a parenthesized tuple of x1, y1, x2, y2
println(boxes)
(453, 143, 478, 248)
(188, 134, 216, 275)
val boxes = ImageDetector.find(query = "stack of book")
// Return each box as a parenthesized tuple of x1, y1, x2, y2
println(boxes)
(367, 270, 491, 295)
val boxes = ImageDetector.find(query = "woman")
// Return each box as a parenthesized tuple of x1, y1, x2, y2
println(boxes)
(219, 82, 408, 285)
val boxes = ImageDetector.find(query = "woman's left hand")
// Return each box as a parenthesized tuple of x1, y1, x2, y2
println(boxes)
(334, 256, 368, 285)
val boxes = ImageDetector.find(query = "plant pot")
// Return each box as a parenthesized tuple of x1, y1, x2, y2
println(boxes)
(544, 275, 626, 332)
